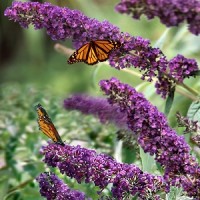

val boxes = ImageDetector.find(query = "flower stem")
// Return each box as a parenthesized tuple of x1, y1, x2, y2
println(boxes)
(179, 82, 199, 96)
(54, 43, 74, 56)
(123, 68, 198, 101)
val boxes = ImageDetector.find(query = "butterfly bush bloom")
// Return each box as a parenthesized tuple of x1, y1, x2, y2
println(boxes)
(4, 1, 198, 98)
(169, 54, 199, 83)
(64, 95, 137, 148)
(115, 0, 200, 35)
(100, 77, 200, 198)
(41, 143, 165, 200)
(63, 94, 127, 129)
(36, 172, 89, 200)
(4, 1, 121, 48)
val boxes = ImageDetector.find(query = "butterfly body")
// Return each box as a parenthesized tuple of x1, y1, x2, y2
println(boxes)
(36, 104, 64, 146)
(68, 40, 121, 65)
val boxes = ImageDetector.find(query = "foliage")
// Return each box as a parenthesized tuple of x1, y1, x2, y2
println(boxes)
(0, 84, 120, 199)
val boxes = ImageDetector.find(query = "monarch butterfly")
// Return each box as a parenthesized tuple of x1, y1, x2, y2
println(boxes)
(36, 104, 64, 146)
(68, 40, 121, 65)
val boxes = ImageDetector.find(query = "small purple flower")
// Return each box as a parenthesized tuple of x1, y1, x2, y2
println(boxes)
(109, 36, 168, 81)
(169, 54, 199, 82)
(115, 0, 200, 35)
(63, 94, 128, 129)
(155, 74, 176, 99)
(100, 77, 200, 198)
(36, 172, 89, 200)
(191, 135, 200, 148)
(41, 143, 165, 199)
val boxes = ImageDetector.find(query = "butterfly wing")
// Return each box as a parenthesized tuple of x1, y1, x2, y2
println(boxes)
(68, 40, 121, 65)
(94, 40, 121, 62)
(85, 43, 99, 65)
(36, 104, 64, 145)
(68, 42, 98, 65)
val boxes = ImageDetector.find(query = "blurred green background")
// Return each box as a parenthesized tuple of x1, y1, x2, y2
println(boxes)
(1, 0, 200, 199)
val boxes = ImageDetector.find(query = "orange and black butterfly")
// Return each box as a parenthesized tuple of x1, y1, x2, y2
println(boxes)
(36, 104, 64, 146)
(68, 40, 121, 65)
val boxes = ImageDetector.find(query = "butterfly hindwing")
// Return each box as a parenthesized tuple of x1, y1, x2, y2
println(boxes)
(36, 104, 64, 146)
(86, 43, 98, 65)
(68, 40, 121, 65)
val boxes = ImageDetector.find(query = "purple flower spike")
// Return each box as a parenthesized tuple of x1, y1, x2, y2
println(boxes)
(64, 94, 128, 129)
(155, 74, 176, 99)
(36, 172, 89, 200)
(41, 143, 165, 199)
(109, 36, 168, 81)
(4, 1, 122, 48)
(115, 0, 200, 35)
(169, 54, 198, 82)
(100, 77, 200, 198)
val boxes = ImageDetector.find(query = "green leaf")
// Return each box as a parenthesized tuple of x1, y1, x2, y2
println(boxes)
(0, 170, 9, 200)
(189, 70, 200, 77)
(91, 64, 101, 89)
(140, 147, 157, 173)
(164, 85, 175, 116)
(154, 28, 171, 49)
(166, 186, 193, 200)
(23, 164, 38, 178)
(187, 101, 200, 121)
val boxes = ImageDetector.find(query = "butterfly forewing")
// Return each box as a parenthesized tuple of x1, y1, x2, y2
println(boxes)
(76, 43, 90, 61)
(94, 45, 109, 62)
(36, 104, 64, 146)
(94, 40, 120, 53)
(68, 43, 88, 64)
